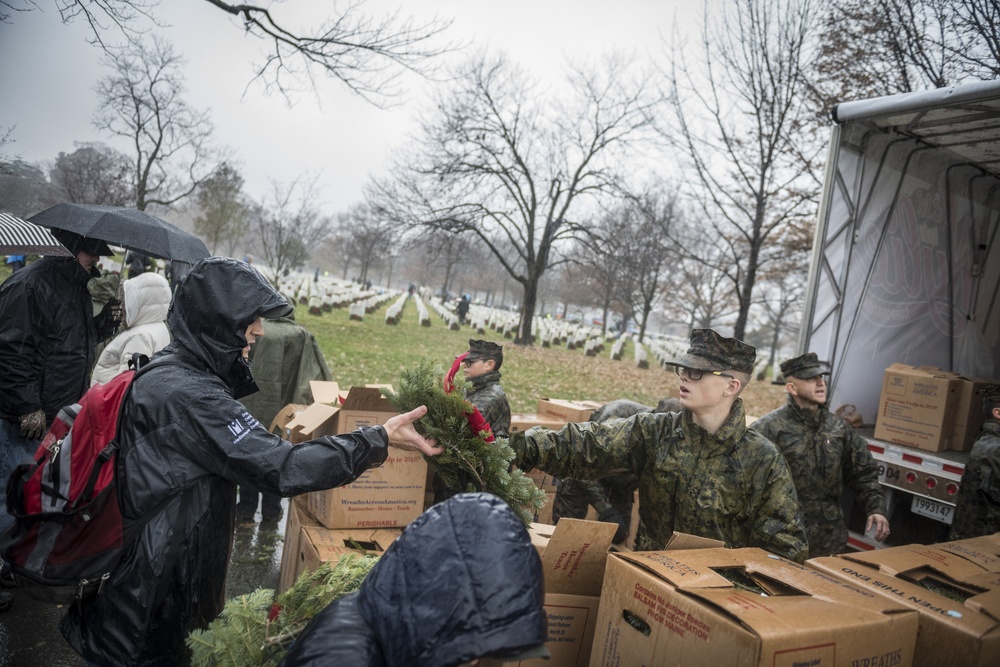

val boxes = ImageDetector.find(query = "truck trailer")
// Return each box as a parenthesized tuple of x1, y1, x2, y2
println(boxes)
(799, 79, 1000, 549)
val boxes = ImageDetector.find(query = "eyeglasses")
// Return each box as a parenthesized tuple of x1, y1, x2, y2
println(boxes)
(674, 366, 734, 381)
(461, 358, 480, 367)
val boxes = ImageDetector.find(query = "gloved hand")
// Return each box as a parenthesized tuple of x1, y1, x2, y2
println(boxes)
(597, 507, 629, 545)
(19, 409, 46, 440)
(94, 298, 123, 337)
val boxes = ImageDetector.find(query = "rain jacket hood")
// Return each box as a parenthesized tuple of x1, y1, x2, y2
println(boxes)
(281, 493, 548, 667)
(123, 271, 171, 328)
(166, 257, 291, 399)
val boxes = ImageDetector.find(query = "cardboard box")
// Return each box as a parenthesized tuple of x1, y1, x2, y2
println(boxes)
(592, 547, 919, 667)
(936, 533, 1000, 571)
(481, 519, 617, 667)
(874, 363, 961, 451)
(283, 402, 340, 444)
(525, 469, 559, 494)
(808, 544, 1000, 666)
(949, 376, 994, 452)
(511, 413, 568, 433)
(297, 525, 400, 578)
(537, 399, 605, 423)
(307, 450, 428, 529)
(278, 496, 323, 593)
(534, 492, 556, 525)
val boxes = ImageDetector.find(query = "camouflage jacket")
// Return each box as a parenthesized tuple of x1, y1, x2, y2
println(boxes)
(950, 421, 1000, 541)
(466, 370, 511, 439)
(752, 397, 886, 557)
(512, 399, 809, 562)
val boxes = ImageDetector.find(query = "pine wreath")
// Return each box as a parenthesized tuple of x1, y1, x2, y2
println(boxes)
(187, 553, 378, 667)
(383, 358, 547, 526)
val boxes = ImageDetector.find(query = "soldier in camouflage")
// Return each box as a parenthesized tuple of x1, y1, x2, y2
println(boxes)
(461, 339, 511, 439)
(434, 339, 511, 503)
(512, 329, 809, 563)
(949, 384, 1000, 541)
(751, 353, 889, 557)
(553, 398, 683, 545)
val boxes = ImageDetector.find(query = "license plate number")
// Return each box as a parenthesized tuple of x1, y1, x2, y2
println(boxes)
(911, 496, 954, 525)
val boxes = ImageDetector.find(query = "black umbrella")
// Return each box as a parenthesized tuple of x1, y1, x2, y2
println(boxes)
(28, 203, 211, 263)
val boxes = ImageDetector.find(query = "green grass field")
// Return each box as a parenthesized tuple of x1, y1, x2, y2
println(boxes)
(0, 262, 787, 418)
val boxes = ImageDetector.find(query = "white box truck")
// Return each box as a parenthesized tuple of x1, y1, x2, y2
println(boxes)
(799, 79, 1000, 549)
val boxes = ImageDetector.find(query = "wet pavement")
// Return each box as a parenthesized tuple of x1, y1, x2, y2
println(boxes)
(0, 499, 289, 667)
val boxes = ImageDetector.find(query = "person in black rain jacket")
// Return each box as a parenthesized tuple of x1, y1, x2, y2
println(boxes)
(60, 257, 442, 667)
(280, 492, 549, 667)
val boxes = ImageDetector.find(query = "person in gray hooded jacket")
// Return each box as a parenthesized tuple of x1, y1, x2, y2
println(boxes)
(61, 257, 441, 667)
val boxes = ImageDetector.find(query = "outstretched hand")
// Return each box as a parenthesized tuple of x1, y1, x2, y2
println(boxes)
(867, 513, 890, 542)
(384, 405, 443, 457)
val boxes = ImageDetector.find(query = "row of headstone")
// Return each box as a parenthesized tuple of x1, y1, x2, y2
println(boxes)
(384, 292, 410, 325)
(349, 290, 399, 321)
(413, 294, 431, 327)
(429, 297, 460, 330)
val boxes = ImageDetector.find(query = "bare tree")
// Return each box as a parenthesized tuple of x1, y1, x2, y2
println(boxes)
(49, 142, 134, 206)
(617, 188, 681, 342)
(251, 174, 332, 286)
(193, 162, 249, 255)
(372, 52, 658, 344)
(333, 202, 400, 285)
(576, 209, 631, 336)
(6, 0, 453, 106)
(660, 0, 822, 339)
(94, 35, 220, 211)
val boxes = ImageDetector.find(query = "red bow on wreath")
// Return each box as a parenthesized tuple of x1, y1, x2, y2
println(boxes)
(444, 353, 495, 443)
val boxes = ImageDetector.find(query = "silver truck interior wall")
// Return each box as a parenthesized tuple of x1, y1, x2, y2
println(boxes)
(801, 81, 1000, 420)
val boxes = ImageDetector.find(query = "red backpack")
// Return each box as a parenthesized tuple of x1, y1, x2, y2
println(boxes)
(2, 358, 157, 603)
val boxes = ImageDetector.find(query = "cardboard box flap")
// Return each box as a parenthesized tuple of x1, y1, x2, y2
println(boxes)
(285, 402, 340, 436)
(341, 386, 393, 411)
(537, 518, 616, 596)
(309, 381, 342, 406)
(937, 535, 1000, 572)
(663, 532, 726, 551)
(615, 548, 738, 589)
(966, 587, 1000, 622)
(843, 544, 992, 584)
(302, 526, 400, 552)
(269, 403, 309, 434)
(689, 586, 889, 638)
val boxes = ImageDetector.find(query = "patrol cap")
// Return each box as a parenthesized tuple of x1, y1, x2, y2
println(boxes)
(465, 339, 503, 364)
(780, 352, 830, 380)
(665, 328, 756, 374)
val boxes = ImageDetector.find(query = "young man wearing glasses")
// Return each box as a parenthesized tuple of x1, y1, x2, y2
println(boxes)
(511, 329, 808, 562)
(751, 353, 889, 556)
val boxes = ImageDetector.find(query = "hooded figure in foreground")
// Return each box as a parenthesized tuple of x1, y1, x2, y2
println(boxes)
(61, 257, 441, 667)
(281, 492, 549, 667)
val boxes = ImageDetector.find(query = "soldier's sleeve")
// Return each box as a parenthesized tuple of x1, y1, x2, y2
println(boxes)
(843, 428, 888, 517)
(510, 417, 647, 481)
(750, 449, 810, 563)
(580, 479, 614, 515)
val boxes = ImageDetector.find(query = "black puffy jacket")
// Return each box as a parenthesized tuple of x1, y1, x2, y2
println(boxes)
(61, 257, 391, 667)
(281, 493, 548, 667)
(0, 256, 111, 423)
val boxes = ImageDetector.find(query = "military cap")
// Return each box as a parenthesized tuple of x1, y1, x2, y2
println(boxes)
(780, 352, 830, 380)
(465, 339, 503, 363)
(664, 328, 756, 374)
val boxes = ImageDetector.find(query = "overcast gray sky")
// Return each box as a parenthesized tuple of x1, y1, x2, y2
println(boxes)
(0, 0, 695, 212)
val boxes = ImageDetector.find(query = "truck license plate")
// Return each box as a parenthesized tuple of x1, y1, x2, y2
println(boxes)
(910, 496, 954, 525)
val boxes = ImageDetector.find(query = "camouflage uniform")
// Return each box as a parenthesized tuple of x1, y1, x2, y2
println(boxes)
(512, 398, 809, 562)
(950, 420, 1000, 540)
(466, 370, 511, 439)
(752, 396, 886, 557)
(552, 400, 651, 543)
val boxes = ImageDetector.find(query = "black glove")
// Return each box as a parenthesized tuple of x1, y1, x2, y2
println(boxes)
(94, 298, 123, 338)
(597, 507, 629, 545)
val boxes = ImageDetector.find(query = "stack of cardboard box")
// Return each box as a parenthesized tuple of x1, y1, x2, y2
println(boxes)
(275, 384, 428, 593)
(874, 363, 996, 452)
